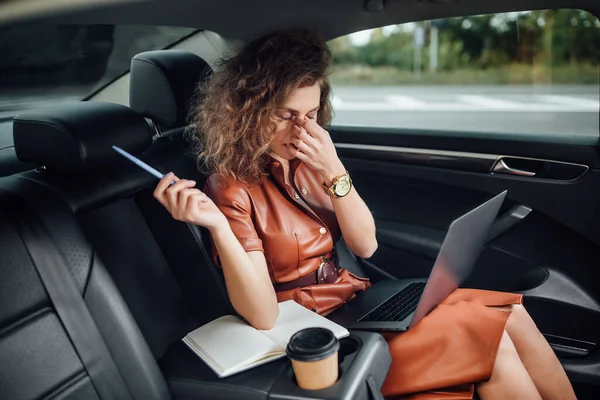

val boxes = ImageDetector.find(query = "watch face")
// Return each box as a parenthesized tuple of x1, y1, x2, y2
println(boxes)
(334, 177, 351, 196)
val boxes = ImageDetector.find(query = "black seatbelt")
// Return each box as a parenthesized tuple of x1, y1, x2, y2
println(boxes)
(2, 191, 133, 400)
(134, 192, 234, 318)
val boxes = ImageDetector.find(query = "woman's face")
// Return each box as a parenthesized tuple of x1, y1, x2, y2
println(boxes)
(270, 82, 321, 160)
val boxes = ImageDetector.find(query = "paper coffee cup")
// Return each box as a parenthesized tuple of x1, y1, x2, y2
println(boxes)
(286, 327, 340, 390)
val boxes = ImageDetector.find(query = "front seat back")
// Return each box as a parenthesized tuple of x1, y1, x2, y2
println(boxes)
(130, 49, 212, 136)
(129, 49, 234, 320)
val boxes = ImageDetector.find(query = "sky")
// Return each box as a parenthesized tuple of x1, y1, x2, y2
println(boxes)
(348, 23, 417, 46)
(348, 29, 372, 46)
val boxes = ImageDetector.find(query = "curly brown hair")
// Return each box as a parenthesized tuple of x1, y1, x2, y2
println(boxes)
(187, 27, 333, 185)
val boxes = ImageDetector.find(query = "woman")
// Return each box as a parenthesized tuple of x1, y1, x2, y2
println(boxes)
(153, 28, 576, 400)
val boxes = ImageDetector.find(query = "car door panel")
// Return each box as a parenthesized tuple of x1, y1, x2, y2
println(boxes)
(330, 126, 600, 387)
(334, 139, 600, 244)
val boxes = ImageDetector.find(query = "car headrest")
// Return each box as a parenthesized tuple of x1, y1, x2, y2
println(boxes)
(129, 50, 212, 130)
(13, 101, 152, 174)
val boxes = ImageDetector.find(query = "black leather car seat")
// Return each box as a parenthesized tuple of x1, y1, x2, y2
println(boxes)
(0, 102, 172, 400)
(130, 49, 212, 138)
(128, 49, 233, 320)
(10, 97, 234, 355)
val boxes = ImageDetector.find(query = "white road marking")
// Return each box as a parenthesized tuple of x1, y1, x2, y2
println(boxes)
(331, 95, 344, 108)
(537, 95, 600, 110)
(331, 101, 399, 111)
(457, 95, 524, 109)
(331, 94, 599, 112)
(385, 95, 428, 109)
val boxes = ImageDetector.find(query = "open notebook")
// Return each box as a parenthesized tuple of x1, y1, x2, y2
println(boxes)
(182, 300, 349, 378)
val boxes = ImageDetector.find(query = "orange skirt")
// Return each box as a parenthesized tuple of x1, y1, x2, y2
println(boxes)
(381, 288, 523, 400)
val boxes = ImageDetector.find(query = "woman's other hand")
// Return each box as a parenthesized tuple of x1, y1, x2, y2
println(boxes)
(288, 118, 346, 184)
(153, 173, 227, 231)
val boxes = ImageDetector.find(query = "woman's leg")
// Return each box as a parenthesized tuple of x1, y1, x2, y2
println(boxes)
(504, 304, 577, 400)
(476, 330, 542, 400)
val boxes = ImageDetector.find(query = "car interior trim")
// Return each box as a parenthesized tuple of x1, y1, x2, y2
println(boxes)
(335, 143, 590, 181)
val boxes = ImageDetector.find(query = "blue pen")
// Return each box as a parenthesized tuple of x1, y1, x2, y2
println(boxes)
(112, 145, 176, 185)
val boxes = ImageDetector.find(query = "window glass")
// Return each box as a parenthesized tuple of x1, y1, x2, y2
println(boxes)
(328, 10, 599, 137)
(0, 25, 197, 119)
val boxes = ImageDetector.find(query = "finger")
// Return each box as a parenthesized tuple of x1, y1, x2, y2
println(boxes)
(154, 172, 179, 205)
(304, 117, 329, 138)
(295, 126, 319, 147)
(299, 122, 323, 144)
(165, 179, 196, 210)
(154, 172, 178, 196)
(297, 119, 318, 139)
(288, 145, 310, 163)
(188, 193, 211, 219)
(190, 192, 209, 207)
(177, 188, 203, 217)
(291, 136, 312, 154)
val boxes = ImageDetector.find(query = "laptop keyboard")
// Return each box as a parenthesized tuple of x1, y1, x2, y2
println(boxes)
(359, 282, 426, 322)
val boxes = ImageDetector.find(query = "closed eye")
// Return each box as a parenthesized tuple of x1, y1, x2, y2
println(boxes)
(276, 111, 294, 121)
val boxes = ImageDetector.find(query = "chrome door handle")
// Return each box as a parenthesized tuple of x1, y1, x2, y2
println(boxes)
(493, 159, 536, 177)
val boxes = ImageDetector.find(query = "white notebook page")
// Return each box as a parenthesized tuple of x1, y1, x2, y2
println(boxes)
(261, 300, 350, 348)
(184, 315, 282, 376)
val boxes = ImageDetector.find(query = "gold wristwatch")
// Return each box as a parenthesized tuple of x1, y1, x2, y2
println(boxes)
(322, 171, 352, 198)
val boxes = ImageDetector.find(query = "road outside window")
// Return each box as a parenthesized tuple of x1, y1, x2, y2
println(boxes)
(328, 9, 599, 137)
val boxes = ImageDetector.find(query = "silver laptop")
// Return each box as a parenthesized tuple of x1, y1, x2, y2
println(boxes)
(328, 190, 507, 332)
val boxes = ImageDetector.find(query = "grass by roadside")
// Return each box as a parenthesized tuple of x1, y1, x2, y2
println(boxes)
(329, 63, 599, 86)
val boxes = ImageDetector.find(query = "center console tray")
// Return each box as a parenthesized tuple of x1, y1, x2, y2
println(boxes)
(161, 330, 392, 400)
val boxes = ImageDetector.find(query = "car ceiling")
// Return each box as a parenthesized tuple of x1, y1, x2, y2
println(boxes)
(1, 0, 599, 41)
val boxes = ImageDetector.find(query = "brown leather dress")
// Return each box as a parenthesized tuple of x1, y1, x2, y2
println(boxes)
(204, 157, 522, 400)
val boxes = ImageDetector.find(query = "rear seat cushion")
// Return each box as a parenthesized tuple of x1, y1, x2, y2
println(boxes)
(0, 179, 171, 400)
(9, 101, 206, 360)
(78, 198, 200, 358)
(13, 101, 151, 174)
(10, 65, 233, 359)
(130, 50, 212, 129)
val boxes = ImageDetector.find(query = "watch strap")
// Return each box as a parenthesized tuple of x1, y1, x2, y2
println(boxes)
(322, 170, 351, 198)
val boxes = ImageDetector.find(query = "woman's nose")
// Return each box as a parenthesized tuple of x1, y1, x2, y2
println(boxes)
(294, 117, 307, 127)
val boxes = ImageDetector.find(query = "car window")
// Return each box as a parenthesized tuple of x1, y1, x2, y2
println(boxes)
(0, 25, 197, 120)
(328, 9, 599, 137)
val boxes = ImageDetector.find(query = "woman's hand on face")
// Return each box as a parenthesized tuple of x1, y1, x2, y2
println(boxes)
(288, 118, 346, 184)
(153, 173, 227, 231)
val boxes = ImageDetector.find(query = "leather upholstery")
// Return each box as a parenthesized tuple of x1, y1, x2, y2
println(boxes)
(135, 186, 234, 326)
(160, 340, 291, 400)
(0, 177, 170, 400)
(0, 97, 220, 399)
(9, 97, 232, 359)
(13, 101, 152, 174)
(130, 50, 212, 129)
(17, 139, 169, 214)
(203, 157, 371, 316)
(0, 147, 35, 177)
